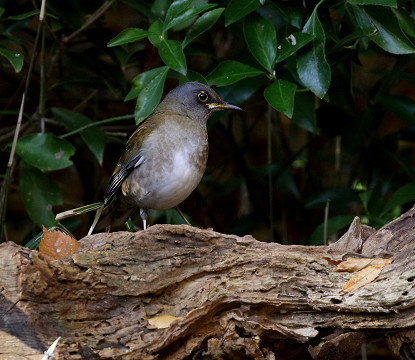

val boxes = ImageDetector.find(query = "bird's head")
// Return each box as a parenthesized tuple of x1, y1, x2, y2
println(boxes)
(160, 82, 241, 122)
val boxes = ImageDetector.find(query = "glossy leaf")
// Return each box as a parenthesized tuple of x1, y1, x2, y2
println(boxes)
(275, 32, 314, 63)
(7, 9, 39, 20)
(19, 162, 62, 227)
(366, 7, 415, 54)
(206, 60, 263, 86)
(16, 133, 75, 170)
(310, 215, 356, 245)
(392, 8, 415, 38)
(297, 9, 331, 98)
(51, 107, 105, 162)
(107, 28, 148, 47)
(126, 67, 167, 101)
(291, 92, 318, 133)
(0, 48, 24, 73)
(180, 70, 208, 85)
(148, 20, 165, 47)
(346, 0, 396, 6)
(380, 95, 415, 126)
(381, 182, 415, 216)
(243, 14, 277, 72)
(353, 6, 415, 54)
(158, 39, 187, 75)
(132, 66, 169, 124)
(214, 76, 264, 107)
(151, 0, 170, 18)
(225, 0, 261, 27)
(264, 79, 296, 118)
(182, 8, 224, 48)
(306, 188, 359, 209)
(164, 0, 216, 31)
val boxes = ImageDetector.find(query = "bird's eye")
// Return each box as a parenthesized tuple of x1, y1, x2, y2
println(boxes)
(198, 91, 208, 102)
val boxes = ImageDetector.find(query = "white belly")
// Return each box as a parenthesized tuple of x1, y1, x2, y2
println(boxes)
(140, 150, 203, 209)
(121, 119, 208, 210)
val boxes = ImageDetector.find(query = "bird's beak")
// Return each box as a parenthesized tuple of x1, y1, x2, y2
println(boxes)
(207, 102, 242, 112)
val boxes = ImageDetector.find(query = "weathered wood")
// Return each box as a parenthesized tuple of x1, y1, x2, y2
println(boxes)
(1, 206, 415, 359)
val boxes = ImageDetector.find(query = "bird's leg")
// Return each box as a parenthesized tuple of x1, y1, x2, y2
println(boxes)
(140, 208, 148, 230)
(175, 206, 191, 226)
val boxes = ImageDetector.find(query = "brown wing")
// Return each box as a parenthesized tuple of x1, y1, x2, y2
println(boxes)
(103, 118, 157, 206)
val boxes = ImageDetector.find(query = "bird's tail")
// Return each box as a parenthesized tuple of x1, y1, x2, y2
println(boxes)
(93, 197, 137, 232)
(55, 199, 138, 235)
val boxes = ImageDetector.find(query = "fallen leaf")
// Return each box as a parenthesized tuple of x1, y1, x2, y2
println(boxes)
(148, 315, 180, 329)
(342, 259, 392, 292)
(336, 257, 392, 273)
(39, 226, 79, 261)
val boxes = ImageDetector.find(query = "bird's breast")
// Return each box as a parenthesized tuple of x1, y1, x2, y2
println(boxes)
(122, 119, 208, 210)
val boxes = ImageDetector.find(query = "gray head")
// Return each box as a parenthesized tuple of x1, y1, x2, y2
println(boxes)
(159, 82, 241, 122)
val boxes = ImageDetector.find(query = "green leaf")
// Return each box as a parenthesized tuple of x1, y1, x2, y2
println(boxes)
(107, 28, 148, 47)
(243, 14, 277, 72)
(225, 0, 261, 27)
(164, 0, 216, 31)
(297, 8, 331, 98)
(19, 162, 62, 227)
(353, 6, 415, 54)
(379, 95, 415, 126)
(148, 20, 165, 47)
(132, 66, 169, 124)
(182, 8, 224, 48)
(151, 0, 170, 18)
(7, 9, 40, 20)
(291, 92, 318, 133)
(206, 60, 263, 86)
(392, 8, 415, 38)
(367, 7, 415, 54)
(163, 0, 192, 28)
(275, 32, 314, 63)
(126, 67, 167, 101)
(180, 70, 208, 85)
(346, 0, 396, 6)
(306, 188, 359, 209)
(16, 133, 75, 170)
(0, 48, 24, 73)
(51, 108, 105, 162)
(158, 39, 187, 75)
(381, 182, 415, 216)
(310, 215, 356, 245)
(264, 79, 296, 118)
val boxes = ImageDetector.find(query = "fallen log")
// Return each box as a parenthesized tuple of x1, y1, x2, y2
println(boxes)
(1, 206, 415, 359)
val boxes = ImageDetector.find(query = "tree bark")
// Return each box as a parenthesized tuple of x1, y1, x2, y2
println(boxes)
(1, 206, 415, 359)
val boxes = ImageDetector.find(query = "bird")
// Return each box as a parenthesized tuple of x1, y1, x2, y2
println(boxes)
(94, 82, 241, 231)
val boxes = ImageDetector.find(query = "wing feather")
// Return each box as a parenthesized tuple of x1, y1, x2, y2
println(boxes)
(103, 152, 143, 206)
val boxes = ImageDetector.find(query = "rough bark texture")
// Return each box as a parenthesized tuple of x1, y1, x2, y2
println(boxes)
(2, 206, 415, 360)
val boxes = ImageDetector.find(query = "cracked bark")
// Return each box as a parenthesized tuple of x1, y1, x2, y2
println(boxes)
(1, 206, 415, 359)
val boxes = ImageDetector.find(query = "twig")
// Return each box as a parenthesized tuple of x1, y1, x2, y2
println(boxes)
(0, 0, 46, 242)
(59, 114, 135, 139)
(62, 0, 116, 44)
(267, 105, 274, 242)
(323, 199, 330, 246)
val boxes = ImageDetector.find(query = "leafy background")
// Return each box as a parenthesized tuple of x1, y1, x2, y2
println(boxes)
(2, 0, 415, 250)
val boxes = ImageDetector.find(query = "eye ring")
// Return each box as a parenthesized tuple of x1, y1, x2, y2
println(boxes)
(198, 91, 209, 102)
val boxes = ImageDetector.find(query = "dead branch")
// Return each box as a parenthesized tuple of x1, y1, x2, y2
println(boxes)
(1, 207, 415, 359)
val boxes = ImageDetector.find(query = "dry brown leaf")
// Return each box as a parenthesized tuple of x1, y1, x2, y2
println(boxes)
(39, 226, 79, 261)
(336, 257, 392, 272)
(342, 259, 392, 292)
(147, 315, 180, 329)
